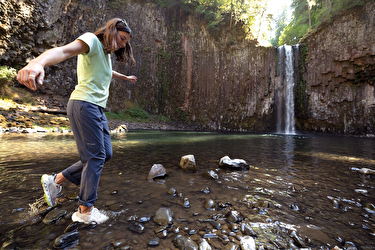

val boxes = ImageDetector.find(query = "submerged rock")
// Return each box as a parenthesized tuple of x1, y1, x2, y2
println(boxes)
(43, 209, 68, 225)
(202, 170, 219, 180)
(174, 234, 198, 250)
(128, 221, 145, 234)
(240, 236, 256, 250)
(225, 210, 244, 223)
(149, 237, 160, 246)
(154, 207, 173, 226)
(199, 239, 212, 250)
(148, 164, 168, 180)
(358, 168, 375, 175)
(53, 231, 79, 249)
(180, 155, 197, 171)
(219, 156, 249, 170)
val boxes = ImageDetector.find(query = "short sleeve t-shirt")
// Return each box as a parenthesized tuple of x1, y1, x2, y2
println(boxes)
(69, 32, 112, 108)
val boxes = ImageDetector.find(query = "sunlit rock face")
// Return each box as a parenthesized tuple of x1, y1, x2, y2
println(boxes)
(1, 0, 375, 135)
(297, 2, 375, 135)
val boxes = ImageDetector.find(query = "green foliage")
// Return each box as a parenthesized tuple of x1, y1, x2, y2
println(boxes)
(0, 66, 17, 96)
(150, 0, 270, 41)
(276, 0, 366, 45)
(105, 106, 149, 121)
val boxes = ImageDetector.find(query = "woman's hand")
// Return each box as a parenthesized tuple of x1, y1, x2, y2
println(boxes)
(112, 70, 137, 83)
(17, 60, 45, 91)
(126, 75, 137, 83)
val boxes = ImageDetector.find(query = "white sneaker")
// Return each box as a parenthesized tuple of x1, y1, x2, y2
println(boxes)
(41, 174, 62, 207)
(72, 207, 109, 224)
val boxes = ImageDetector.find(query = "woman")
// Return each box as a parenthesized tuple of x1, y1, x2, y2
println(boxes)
(17, 18, 137, 224)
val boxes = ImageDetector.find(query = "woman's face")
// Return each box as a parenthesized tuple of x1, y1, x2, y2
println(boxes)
(115, 31, 131, 50)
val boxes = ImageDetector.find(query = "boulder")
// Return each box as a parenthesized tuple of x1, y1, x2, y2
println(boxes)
(180, 155, 197, 171)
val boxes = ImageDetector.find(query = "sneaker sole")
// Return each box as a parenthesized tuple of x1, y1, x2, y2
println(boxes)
(41, 175, 54, 207)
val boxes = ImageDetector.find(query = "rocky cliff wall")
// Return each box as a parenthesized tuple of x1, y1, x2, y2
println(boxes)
(1, 0, 278, 132)
(1, 0, 374, 134)
(298, 1, 375, 135)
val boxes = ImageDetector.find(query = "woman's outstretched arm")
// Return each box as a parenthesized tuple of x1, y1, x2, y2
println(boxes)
(17, 40, 89, 90)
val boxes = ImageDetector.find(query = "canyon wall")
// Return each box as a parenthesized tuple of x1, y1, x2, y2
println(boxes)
(1, 0, 374, 135)
(297, 1, 375, 135)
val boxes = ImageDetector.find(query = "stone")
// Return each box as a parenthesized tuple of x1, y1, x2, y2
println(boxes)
(199, 239, 212, 250)
(128, 221, 145, 234)
(43, 209, 68, 225)
(219, 156, 249, 170)
(53, 231, 79, 249)
(225, 210, 244, 223)
(154, 207, 173, 226)
(202, 170, 219, 180)
(174, 234, 198, 250)
(239, 236, 256, 250)
(148, 164, 168, 180)
(180, 155, 197, 171)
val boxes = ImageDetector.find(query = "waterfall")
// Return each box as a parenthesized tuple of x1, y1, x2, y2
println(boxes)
(277, 45, 296, 134)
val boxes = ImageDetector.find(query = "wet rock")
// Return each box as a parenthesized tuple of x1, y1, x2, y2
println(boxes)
(202, 170, 219, 180)
(224, 242, 240, 250)
(289, 230, 306, 248)
(219, 156, 249, 170)
(149, 237, 160, 246)
(128, 221, 145, 234)
(199, 239, 212, 250)
(358, 168, 375, 175)
(365, 203, 375, 214)
(228, 223, 239, 232)
(225, 210, 244, 223)
(53, 231, 79, 249)
(148, 164, 168, 180)
(168, 188, 178, 196)
(64, 221, 81, 233)
(154, 207, 173, 226)
(174, 234, 198, 250)
(210, 220, 222, 230)
(343, 241, 358, 250)
(111, 124, 128, 133)
(138, 215, 152, 222)
(204, 199, 216, 210)
(43, 209, 68, 225)
(178, 197, 191, 208)
(180, 155, 197, 171)
(240, 236, 256, 250)
(1, 240, 16, 250)
(240, 223, 257, 237)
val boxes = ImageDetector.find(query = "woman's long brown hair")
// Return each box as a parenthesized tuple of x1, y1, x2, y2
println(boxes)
(94, 18, 136, 66)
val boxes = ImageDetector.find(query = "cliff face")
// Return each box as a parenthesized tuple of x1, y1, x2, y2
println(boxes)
(298, 2, 375, 134)
(1, 0, 374, 135)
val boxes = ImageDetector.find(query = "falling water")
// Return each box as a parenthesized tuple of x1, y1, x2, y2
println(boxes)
(277, 45, 296, 134)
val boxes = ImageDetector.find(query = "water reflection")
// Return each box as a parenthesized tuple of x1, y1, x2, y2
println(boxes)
(0, 131, 374, 249)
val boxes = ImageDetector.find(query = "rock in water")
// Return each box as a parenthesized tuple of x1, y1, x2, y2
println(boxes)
(180, 155, 197, 171)
(148, 164, 168, 180)
(54, 231, 79, 249)
(128, 221, 145, 234)
(199, 239, 212, 250)
(240, 236, 256, 250)
(219, 156, 249, 170)
(358, 168, 375, 175)
(154, 207, 173, 226)
(174, 234, 198, 250)
(43, 209, 68, 225)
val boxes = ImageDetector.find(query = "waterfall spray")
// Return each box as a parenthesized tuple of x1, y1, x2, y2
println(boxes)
(277, 45, 296, 134)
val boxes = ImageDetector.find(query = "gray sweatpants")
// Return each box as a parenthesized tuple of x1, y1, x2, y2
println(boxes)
(62, 100, 113, 208)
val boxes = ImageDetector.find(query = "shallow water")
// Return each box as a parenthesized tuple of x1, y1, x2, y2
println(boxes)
(0, 131, 374, 249)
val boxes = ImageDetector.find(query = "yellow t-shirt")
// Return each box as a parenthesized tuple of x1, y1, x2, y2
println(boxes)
(69, 32, 112, 108)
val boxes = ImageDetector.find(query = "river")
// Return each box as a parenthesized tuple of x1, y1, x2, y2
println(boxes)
(0, 131, 374, 249)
